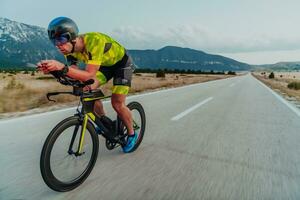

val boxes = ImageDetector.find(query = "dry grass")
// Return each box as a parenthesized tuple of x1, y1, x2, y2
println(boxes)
(0, 72, 234, 116)
(0, 76, 77, 113)
(130, 73, 232, 93)
(253, 72, 300, 102)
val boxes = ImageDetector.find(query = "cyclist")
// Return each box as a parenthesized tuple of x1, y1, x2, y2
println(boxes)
(37, 17, 137, 153)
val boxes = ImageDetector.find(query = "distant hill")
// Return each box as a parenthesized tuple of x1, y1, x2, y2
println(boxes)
(0, 17, 250, 71)
(128, 46, 250, 71)
(252, 62, 300, 71)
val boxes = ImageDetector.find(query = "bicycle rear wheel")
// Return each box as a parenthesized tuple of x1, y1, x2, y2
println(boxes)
(120, 101, 146, 152)
(40, 116, 99, 192)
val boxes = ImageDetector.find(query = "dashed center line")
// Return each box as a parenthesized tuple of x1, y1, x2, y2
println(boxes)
(171, 97, 213, 121)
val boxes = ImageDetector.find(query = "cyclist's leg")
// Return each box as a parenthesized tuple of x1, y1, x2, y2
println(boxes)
(94, 101, 105, 117)
(94, 69, 113, 116)
(111, 56, 135, 135)
(111, 93, 133, 135)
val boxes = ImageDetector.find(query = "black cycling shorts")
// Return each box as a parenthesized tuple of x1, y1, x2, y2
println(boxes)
(96, 53, 135, 95)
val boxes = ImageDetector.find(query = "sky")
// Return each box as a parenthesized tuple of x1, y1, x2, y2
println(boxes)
(1, 0, 300, 65)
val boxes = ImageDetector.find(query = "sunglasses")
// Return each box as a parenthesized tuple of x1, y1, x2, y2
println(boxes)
(50, 32, 71, 46)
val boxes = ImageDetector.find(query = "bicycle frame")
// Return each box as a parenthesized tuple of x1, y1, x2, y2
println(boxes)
(72, 91, 111, 155)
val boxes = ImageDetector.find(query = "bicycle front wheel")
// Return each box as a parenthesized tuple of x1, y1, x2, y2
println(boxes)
(40, 116, 99, 192)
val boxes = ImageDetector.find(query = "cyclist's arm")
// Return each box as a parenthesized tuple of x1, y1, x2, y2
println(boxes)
(66, 64, 100, 82)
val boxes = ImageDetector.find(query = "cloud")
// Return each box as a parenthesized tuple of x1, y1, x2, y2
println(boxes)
(109, 24, 300, 53)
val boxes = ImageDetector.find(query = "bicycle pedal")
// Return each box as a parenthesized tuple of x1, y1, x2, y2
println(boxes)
(113, 135, 123, 141)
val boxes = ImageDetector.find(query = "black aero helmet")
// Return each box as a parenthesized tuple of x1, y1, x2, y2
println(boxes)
(47, 17, 79, 43)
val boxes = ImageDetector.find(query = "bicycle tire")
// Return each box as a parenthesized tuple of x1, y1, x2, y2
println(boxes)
(40, 116, 99, 192)
(120, 101, 146, 153)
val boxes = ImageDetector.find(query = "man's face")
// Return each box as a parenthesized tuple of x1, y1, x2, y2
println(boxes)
(51, 34, 74, 55)
(56, 42, 73, 55)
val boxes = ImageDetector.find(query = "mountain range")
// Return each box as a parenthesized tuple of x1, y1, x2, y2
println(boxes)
(2, 17, 298, 72)
(128, 46, 250, 71)
(0, 17, 63, 68)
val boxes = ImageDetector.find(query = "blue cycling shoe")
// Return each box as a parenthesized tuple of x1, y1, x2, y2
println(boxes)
(122, 132, 138, 153)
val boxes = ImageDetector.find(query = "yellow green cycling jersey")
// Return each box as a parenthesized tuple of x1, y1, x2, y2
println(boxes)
(65, 32, 126, 66)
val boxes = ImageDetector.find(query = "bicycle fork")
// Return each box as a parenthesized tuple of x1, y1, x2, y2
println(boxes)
(68, 114, 89, 156)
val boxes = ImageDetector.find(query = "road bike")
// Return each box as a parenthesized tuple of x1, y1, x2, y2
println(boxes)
(40, 71, 146, 192)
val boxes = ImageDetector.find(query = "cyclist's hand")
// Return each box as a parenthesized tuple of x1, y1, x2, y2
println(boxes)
(36, 61, 49, 74)
(40, 60, 65, 72)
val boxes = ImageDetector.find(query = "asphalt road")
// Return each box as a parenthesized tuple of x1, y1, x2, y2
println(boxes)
(1, 74, 300, 200)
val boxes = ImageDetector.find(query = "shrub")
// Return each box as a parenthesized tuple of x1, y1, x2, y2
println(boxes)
(269, 72, 275, 79)
(287, 82, 300, 90)
(36, 76, 55, 80)
(9, 71, 16, 75)
(156, 70, 165, 78)
(227, 71, 236, 75)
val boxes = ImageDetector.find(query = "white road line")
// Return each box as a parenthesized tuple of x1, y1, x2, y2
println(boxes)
(171, 97, 213, 121)
(253, 75, 300, 118)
